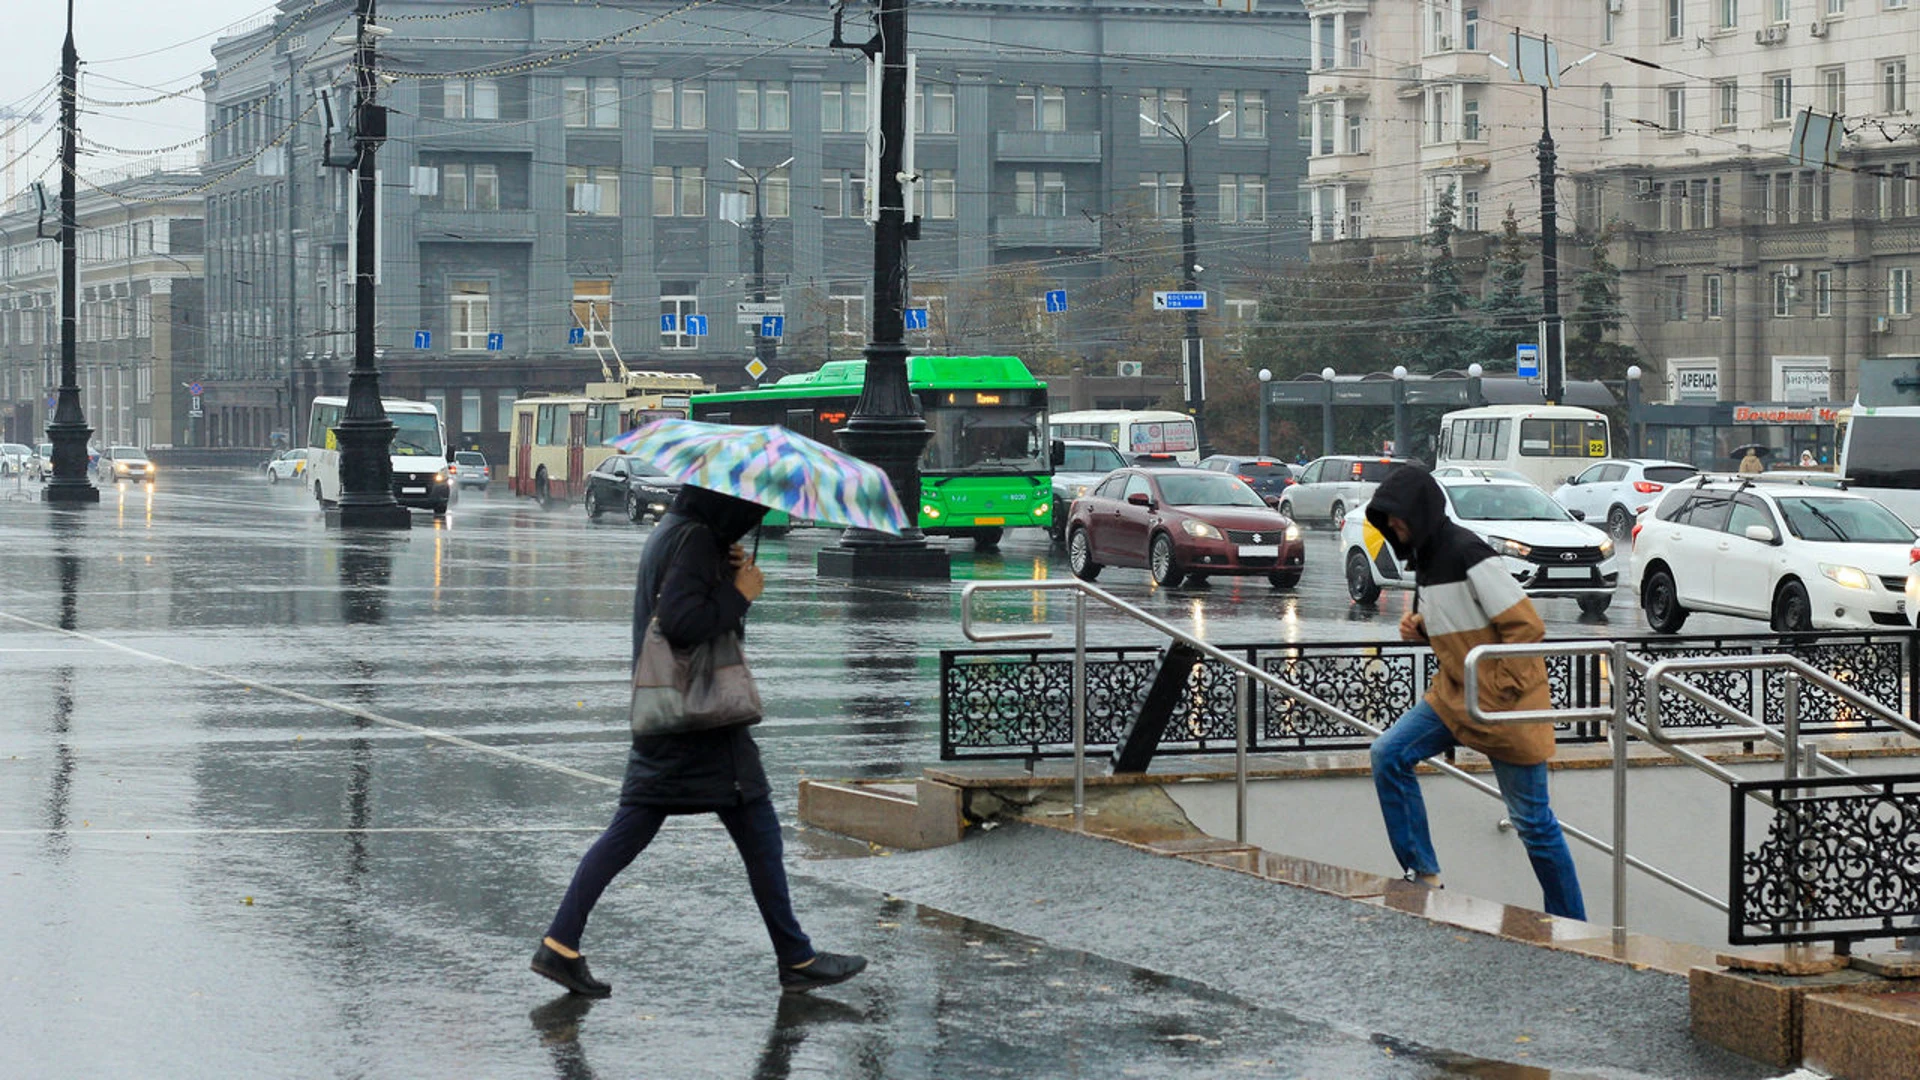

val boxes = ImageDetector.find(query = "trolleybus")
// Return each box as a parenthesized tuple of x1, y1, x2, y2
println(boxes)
(508, 371, 712, 507)
(690, 355, 1052, 549)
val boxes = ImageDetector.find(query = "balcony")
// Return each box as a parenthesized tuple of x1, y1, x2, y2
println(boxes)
(992, 215, 1101, 250)
(994, 131, 1103, 163)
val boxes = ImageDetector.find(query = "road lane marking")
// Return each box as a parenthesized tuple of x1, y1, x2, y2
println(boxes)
(0, 609, 621, 789)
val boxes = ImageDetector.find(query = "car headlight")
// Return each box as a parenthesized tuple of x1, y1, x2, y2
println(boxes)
(115, 462, 128, 473)
(1488, 535, 1532, 558)
(1180, 519, 1224, 540)
(1072, 483, 1092, 498)
(1285, 523, 1302, 542)
(1597, 538, 1614, 559)
(1820, 563, 1873, 590)
(435, 470, 448, 482)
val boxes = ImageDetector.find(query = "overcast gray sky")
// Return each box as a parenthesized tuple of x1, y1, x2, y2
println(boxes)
(3, 0, 275, 196)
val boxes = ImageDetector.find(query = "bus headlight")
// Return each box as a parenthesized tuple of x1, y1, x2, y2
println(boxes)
(1034, 501, 1050, 517)
(1180, 519, 1223, 540)
(922, 505, 941, 519)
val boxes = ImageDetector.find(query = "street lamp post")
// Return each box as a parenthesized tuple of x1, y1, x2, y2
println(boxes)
(1142, 107, 1230, 458)
(1319, 366, 1337, 457)
(1391, 365, 1409, 458)
(1257, 368, 1272, 458)
(727, 156, 793, 380)
(44, 0, 97, 504)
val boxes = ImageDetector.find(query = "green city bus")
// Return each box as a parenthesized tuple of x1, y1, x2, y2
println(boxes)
(691, 355, 1052, 549)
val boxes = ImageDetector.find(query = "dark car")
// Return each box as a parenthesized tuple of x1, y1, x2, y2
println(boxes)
(1198, 454, 1297, 500)
(584, 454, 682, 523)
(1065, 466, 1305, 588)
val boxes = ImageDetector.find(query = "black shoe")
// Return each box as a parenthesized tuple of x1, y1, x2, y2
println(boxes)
(531, 943, 612, 998)
(779, 951, 867, 994)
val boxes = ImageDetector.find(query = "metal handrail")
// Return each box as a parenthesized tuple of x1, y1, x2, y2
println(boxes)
(961, 580, 1715, 947)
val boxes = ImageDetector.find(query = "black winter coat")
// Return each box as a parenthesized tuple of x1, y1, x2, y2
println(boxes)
(619, 490, 770, 810)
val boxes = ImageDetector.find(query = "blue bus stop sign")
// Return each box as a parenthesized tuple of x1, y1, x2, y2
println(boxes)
(1516, 343, 1540, 378)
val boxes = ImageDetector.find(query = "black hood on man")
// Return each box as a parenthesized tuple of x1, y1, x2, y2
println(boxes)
(1364, 465, 1448, 564)
(670, 485, 768, 547)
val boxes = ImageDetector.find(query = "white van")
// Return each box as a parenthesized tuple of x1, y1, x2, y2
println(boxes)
(1435, 403, 1611, 491)
(306, 396, 451, 515)
(1048, 409, 1200, 466)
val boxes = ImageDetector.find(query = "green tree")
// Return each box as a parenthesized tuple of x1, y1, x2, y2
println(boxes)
(1475, 206, 1539, 366)
(1566, 221, 1639, 381)
(1395, 187, 1479, 373)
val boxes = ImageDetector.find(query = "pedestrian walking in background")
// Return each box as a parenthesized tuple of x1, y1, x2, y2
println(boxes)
(1799, 450, 1817, 468)
(532, 485, 867, 999)
(1362, 468, 1587, 920)
(1739, 448, 1765, 474)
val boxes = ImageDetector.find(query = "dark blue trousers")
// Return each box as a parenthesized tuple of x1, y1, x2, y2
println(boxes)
(545, 796, 815, 966)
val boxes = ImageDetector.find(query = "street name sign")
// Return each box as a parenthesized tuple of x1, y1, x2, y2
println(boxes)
(1154, 291, 1207, 311)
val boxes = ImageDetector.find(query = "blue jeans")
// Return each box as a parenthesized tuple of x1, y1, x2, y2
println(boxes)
(545, 796, 815, 966)
(1369, 701, 1587, 921)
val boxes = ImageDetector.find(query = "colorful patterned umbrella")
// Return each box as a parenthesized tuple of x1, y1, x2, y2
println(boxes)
(608, 417, 911, 535)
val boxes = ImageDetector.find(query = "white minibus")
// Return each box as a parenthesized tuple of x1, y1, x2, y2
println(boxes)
(1838, 401, 1920, 526)
(306, 396, 452, 515)
(1047, 409, 1199, 466)
(1435, 403, 1611, 491)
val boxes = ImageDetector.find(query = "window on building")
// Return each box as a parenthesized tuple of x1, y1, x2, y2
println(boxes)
(920, 83, 956, 134)
(1218, 175, 1266, 223)
(496, 390, 516, 434)
(566, 165, 620, 215)
(563, 78, 619, 128)
(1771, 0, 1790, 20)
(1139, 172, 1183, 218)
(820, 82, 867, 134)
(758, 169, 791, 219)
(1770, 74, 1794, 123)
(1667, 0, 1685, 38)
(450, 280, 490, 351)
(1715, 81, 1739, 128)
(1666, 277, 1689, 321)
(737, 82, 790, 132)
(1463, 98, 1481, 140)
(1315, 17, 1336, 70)
(1664, 86, 1686, 132)
(1705, 274, 1724, 318)
(1879, 165, 1914, 218)
(1463, 7, 1480, 49)
(660, 285, 699, 350)
(1460, 187, 1480, 230)
(1720, 0, 1740, 27)
(573, 279, 612, 348)
(1345, 198, 1364, 239)
(652, 81, 706, 130)
(1141, 88, 1187, 138)
(1014, 170, 1066, 216)
(925, 170, 956, 219)
(443, 79, 500, 120)
(1346, 21, 1365, 66)
(1773, 272, 1795, 316)
(1601, 84, 1614, 136)
(1884, 59, 1909, 113)
(830, 291, 865, 348)
(1217, 90, 1267, 139)
(438, 163, 501, 211)
(1314, 102, 1336, 156)
(1345, 111, 1363, 153)
(649, 166, 705, 218)
(820, 170, 867, 218)
(1603, 0, 1617, 42)
(1822, 67, 1846, 115)
(461, 390, 482, 434)
(1815, 270, 1834, 316)
(1015, 85, 1067, 132)
(1893, 268, 1914, 316)
(1427, 86, 1455, 142)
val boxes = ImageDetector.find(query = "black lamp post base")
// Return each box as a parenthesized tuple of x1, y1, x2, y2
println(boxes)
(326, 503, 412, 530)
(817, 543, 952, 580)
(42, 482, 99, 504)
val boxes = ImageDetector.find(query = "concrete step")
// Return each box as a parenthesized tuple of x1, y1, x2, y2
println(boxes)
(1803, 988, 1920, 1080)
(798, 778, 966, 851)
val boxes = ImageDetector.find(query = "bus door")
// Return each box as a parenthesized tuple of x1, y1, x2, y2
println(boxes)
(567, 410, 588, 497)
(515, 411, 534, 497)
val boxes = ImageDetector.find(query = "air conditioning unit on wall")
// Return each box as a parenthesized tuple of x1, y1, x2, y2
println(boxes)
(1876, 316, 1893, 334)
(1117, 361, 1145, 377)
(1755, 25, 1787, 45)
(1808, 20, 1828, 37)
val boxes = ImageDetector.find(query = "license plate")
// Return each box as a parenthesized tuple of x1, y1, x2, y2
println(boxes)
(974, 516, 1005, 525)
(1238, 544, 1280, 557)
(402, 487, 426, 495)
(1542, 567, 1586, 581)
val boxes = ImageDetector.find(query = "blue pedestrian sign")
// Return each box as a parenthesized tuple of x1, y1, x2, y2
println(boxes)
(1516, 343, 1540, 378)
(1045, 289, 1068, 313)
(1153, 290, 1207, 311)
(568, 326, 585, 346)
(486, 332, 504, 352)
(904, 307, 928, 331)
(760, 315, 784, 338)
(413, 330, 431, 349)
(684, 314, 708, 337)
(660, 314, 677, 333)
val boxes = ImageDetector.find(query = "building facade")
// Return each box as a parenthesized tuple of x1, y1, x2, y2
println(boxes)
(201, 0, 1307, 461)
(0, 170, 204, 449)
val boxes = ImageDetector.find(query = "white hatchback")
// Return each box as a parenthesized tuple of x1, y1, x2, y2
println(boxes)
(1630, 478, 1918, 633)
(1551, 458, 1698, 538)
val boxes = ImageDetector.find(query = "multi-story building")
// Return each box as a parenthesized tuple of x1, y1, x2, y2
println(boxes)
(202, 0, 1307, 461)
(0, 168, 204, 448)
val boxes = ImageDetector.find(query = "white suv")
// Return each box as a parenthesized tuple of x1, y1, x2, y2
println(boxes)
(1551, 459, 1698, 538)
(1631, 477, 1918, 633)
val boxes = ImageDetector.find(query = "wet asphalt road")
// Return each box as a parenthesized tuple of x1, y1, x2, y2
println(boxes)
(0, 471, 1772, 1079)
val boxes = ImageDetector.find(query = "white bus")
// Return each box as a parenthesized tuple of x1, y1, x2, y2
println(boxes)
(1838, 401, 1920, 526)
(306, 396, 451, 515)
(1435, 403, 1611, 491)
(1048, 409, 1199, 466)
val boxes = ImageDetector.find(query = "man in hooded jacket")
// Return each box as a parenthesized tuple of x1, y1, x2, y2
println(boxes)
(531, 485, 867, 998)
(1364, 466, 1586, 920)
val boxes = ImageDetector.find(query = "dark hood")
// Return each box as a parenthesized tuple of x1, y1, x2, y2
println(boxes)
(670, 485, 768, 546)
(1364, 465, 1446, 563)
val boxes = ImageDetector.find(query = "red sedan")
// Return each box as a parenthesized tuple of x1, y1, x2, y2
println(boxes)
(1065, 467, 1305, 588)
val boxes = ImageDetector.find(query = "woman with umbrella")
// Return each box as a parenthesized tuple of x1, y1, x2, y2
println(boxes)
(531, 482, 868, 999)
(1734, 443, 1768, 475)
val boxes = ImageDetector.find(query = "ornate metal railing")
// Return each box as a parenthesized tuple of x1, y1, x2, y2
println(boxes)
(940, 630, 1918, 762)
(1730, 772, 1920, 950)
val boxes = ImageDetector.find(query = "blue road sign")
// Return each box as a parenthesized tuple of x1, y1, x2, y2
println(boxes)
(47, 395, 56, 410)
(413, 330, 431, 349)
(760, 315, 784, 338)
(904, 307, 928, 330)
(685, 314, 708, 336)
(660, 314, 677, 333)
(1516, 343, 1540, 378)
(1153, 290, 1207, 311)
(568, 326, 585, 346)
(1045, 289, 1068, 313)
(486, 332, 504, 351)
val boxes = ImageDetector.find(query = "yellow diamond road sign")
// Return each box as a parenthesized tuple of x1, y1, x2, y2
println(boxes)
(745, 358, 768, 380)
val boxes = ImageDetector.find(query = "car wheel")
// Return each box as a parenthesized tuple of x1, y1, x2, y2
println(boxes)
(1277, 497, 1294, 522)
(1268, 571, 1301, 589)
(1067, 527, 1101, 581)
(626, 491, 644, 523)
(1345, 548, 1382, 605)
(1642, 566, 1688, 634)
(1577, 594, 1613, 616)
(432, 500, 449, 517)
(972, 527, 1004, 552)
(1606, 504, 1633, 538)
(1772, 579, 1814, 633)
(1149, 533, 1184, 587)
(266, 469, 278, 485)
(585, 488, 602, 519)
(1329, 500, 1346, 531)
